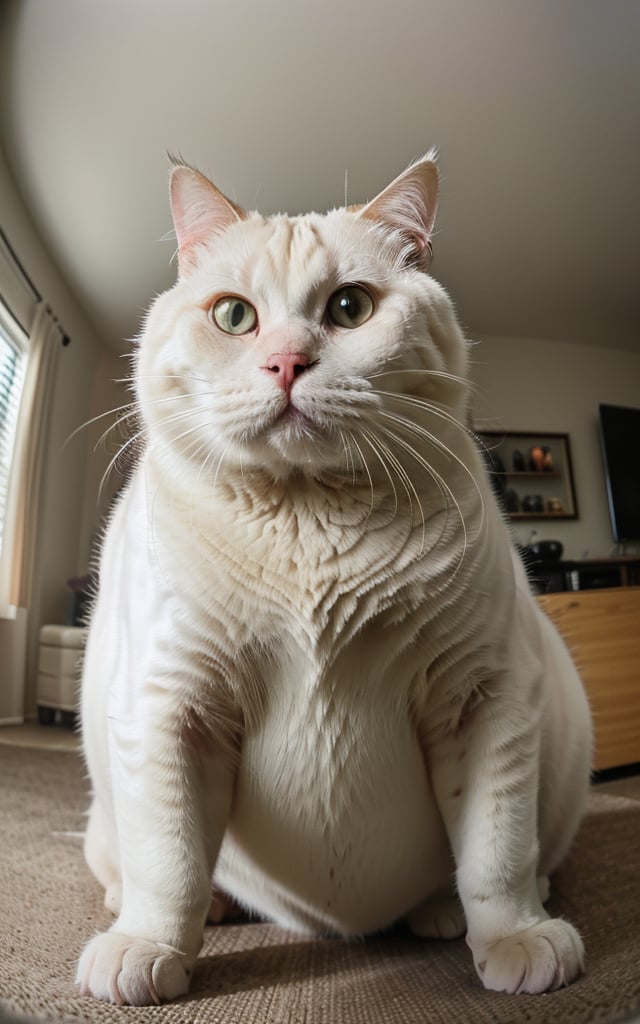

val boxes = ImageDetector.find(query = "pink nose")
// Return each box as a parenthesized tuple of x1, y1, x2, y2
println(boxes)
(262, 352, 310, 396)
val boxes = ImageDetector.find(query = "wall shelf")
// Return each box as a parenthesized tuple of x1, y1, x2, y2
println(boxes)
(477, 430, 578, 520)
(493, 471, 562, 479)
(510, 511, 569, 519)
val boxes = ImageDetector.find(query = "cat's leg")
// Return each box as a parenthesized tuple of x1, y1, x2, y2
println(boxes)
(76, 705, 236, 1005)
(407, 885, 466, 939)
(83, 797, 123, 914)
(536, 620, 592, 880)
(407, 872, 549, 940)
(425, 688, 584, 994)
(207, 885, 245, 924)
(84, 798, 118, 893)
(537, 876, 550, 904)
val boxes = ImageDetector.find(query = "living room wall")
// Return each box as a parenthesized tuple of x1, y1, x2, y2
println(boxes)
(0, 146, 110, 720)
(471, 335, 640, 560)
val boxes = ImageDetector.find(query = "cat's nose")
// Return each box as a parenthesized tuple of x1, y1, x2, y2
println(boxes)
(262, 352, 310, 396)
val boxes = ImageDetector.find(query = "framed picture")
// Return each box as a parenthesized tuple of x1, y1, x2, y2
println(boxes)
(476, 430, 578, 520)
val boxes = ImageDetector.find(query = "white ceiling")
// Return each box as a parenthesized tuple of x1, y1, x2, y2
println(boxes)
(1, 0, 639, 355)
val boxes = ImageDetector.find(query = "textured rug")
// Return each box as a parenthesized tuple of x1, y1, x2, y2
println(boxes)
(1, 745, 639, 1024)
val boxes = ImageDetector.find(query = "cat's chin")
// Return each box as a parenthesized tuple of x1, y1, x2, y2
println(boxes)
(260, 408, 340, 472)
(227, 424, 344, 480)
(264, 438, 341, 477)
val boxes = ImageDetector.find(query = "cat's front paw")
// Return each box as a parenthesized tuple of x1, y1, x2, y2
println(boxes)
(76, 931, 192, 1005)
(471, 918, 585, 994)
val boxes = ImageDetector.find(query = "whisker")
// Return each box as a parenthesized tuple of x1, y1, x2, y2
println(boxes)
(339, 429, 358, 485)
(378, 408, 486, 537)
(378, 424, 467, 572)
(361, 428, 427, 548)
(91, 409, 141, 455)
(92, 389, 220, 455)
(97, 401, 216, 502)
(358, 428, 399, 519)
(212, 440, 233, 492)
(64, 400, 138, 447)
(141, 424, 209, 506)
(67, 386, 218, 452)
(186, 429, 233, 495)
(378, 422, 450, 526)
(97, 428, 145, 504)
(153, 418, 210, 459)
(346, 431, 375, 518)
(113, 372, 211, 386)
(369, 368, 469, 388)
(372, 388, 473, 437)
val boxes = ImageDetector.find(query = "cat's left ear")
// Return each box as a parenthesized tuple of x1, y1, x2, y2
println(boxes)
(359, 153, 439, 270)
(170, 164, 247, 272)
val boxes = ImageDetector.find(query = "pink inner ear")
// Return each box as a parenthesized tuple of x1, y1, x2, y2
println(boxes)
(359, 158, 439, 269)
(170, 166, 245, 267)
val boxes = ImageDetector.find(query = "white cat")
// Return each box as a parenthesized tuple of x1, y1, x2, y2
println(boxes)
(76, 154, 592, 1005)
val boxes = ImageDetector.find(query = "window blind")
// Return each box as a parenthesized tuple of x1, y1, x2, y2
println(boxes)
(0, 309, 28, 554)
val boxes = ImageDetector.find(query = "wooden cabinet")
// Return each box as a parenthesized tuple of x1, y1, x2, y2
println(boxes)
(538, 588, 640, 771)
(530, 556, 640, 594)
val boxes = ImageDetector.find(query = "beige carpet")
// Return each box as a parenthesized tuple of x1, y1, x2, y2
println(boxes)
(1, 745, 639, 1024)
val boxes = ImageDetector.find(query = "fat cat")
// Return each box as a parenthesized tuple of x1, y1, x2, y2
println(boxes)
(76, 154, 592, 1005)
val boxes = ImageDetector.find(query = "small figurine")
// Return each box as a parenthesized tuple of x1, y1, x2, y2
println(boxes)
(542, 446, 554, 472)
(512, 449, 525, 472)
(547, 497, 564, 513)
(529, 446, 545, 471)
(522, 494, 544, 513)
(504, 489, 520, 513)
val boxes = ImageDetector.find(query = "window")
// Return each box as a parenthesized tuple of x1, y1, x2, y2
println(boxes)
(0, 305, 28, 556)
(0, 228, 63, 617)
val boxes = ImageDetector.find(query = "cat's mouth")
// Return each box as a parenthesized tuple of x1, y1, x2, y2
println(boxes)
(261, 398, 337, 467)
(271, 403, 319, 445)
(278, 403, 312, 427)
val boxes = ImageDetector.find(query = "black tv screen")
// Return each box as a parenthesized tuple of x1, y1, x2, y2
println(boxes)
(599, 403, 640, 543)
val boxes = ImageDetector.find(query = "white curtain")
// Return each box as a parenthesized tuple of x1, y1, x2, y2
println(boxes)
(0, 302, 62, 617)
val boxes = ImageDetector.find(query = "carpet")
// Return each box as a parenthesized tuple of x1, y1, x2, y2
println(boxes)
(1, 745, 639, 1024)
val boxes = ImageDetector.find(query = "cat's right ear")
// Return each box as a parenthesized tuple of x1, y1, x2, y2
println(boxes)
(359, 153, 439, 271)
(169, 165, 246, 272)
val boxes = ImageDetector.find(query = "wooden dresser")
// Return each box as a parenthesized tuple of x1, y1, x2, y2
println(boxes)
(538, 587, 640, 771)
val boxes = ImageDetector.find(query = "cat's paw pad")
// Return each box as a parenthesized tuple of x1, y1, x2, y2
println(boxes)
(407, 894, 466, 939)
(472, 918, 584, 994)
(76, 931, 192, 1005)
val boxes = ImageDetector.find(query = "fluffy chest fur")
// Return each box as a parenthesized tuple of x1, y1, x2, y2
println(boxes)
(111, 456, 497, 773)
(151, 466, 471, 636)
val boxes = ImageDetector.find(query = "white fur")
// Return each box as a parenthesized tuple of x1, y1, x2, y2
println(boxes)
(76, 158, 592, 1005)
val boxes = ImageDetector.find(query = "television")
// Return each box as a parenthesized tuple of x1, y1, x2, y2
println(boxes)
(599, 403, 640, 544)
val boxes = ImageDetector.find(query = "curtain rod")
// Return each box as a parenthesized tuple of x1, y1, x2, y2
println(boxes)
(0, 226, 71, 346)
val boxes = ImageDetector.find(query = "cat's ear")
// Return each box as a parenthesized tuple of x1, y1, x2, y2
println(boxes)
(169, 164, 246, 272)
(359, 152, 439, 270)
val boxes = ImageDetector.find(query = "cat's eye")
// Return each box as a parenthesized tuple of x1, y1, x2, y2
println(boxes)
(326, 286, 374, 329)
(210, 296, 258, 335)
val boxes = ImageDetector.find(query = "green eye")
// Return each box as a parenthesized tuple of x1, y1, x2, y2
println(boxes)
(327, 285, 374, 329)
(211, 296, 258, 335)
